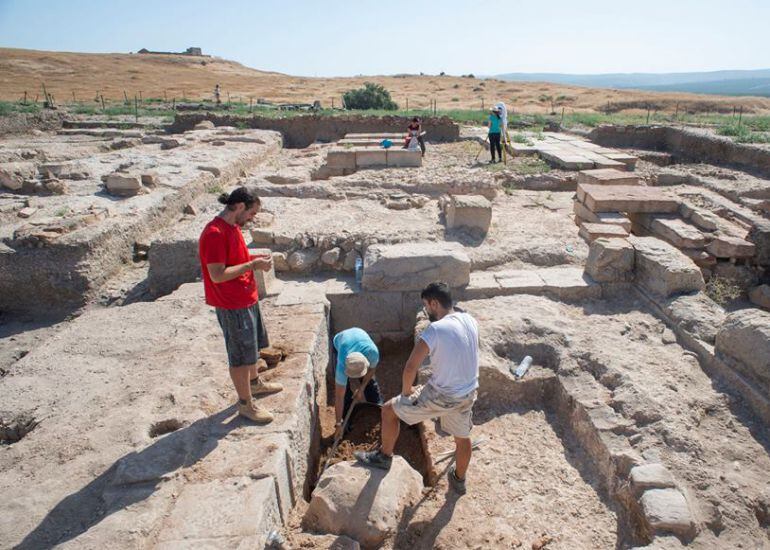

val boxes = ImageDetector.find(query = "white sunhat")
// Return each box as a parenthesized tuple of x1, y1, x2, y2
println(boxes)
(345, 352, 370, 379)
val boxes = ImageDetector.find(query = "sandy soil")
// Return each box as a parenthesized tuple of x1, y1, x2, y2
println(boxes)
(3, 47, 770, 114)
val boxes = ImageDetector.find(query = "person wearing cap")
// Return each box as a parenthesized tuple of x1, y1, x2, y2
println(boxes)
(332, 327, 382, 437)
(488, 107, 503, 163)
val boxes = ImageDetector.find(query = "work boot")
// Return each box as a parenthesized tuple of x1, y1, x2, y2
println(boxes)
(448, 465, 467, 495)
(238, 401, 274, 424)
(251, 377, 283, 396)
(354, 449, 393, 471)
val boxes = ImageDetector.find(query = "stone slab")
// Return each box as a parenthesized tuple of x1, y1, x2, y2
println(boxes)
(631, 463, 676, 493)
(631, 214, 708, 249)
(630, 236, 705, 297)
(578, 184, 679, 214)
(706, 236, 756, 259)
(579, 222, 629, 242)
(326, 149, 357, 169)
(639, 488, 695, 539)
(585, 237, 635, 283)
(445, 194, 492, 232)
(577, 168, 640, 186)
(362, 242, 470, 291)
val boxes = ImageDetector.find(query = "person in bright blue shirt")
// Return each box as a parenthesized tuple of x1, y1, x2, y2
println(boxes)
(332, 327, 382, 435)
(488, 107, 503, 163)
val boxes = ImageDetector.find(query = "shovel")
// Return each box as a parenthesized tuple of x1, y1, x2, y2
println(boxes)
(321, 385, 376, 473)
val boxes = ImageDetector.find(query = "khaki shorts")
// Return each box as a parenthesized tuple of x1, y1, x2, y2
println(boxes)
(391, 384, 477, 438)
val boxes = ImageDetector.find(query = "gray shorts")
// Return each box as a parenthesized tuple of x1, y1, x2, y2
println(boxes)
(391, 384, 477, 438)
(215, 303, 269, 368)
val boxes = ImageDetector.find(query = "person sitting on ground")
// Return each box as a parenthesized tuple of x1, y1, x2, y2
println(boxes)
(405, 116, 426, 156)
(355, 282, 480, 495)
(198, 186, 282, 424)
(488, 107, 503, 163)
(332, 327, 382, 438)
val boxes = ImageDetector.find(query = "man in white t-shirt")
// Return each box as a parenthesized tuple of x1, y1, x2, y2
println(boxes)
(356, 282, 479, 494)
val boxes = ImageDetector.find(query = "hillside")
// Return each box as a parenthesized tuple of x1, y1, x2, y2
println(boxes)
(495, 69, 770, 97)
(2, 48, 770, 115)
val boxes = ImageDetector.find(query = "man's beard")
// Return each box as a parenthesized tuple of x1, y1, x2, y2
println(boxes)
(427, 312, 438, 322)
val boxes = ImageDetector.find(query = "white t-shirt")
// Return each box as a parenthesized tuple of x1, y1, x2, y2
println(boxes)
(420, 311, 479, 397)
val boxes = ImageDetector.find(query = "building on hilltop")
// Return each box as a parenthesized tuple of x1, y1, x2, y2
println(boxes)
(137, 47, 204, 56)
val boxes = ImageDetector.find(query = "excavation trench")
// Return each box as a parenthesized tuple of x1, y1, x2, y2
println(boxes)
(302, 307, 640, 547)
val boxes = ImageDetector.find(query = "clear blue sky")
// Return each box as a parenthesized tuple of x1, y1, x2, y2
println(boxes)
(1, 0, 768, 76)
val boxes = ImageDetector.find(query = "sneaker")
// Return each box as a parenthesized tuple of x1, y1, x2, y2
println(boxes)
(448, 466, 467, 495)
(251, 378, 283, 396)
(354, 449, 393, 471)
(238, 401, 274, 424)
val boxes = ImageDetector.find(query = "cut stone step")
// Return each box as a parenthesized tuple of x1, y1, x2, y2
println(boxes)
(579, 222, 629, 242)
(639, 488, 696, 539)
(577, 168, 640, 186)
(577, 184, 679, 214)
(631, 214, 708, 249)
(706, 235, 756, 259)
(630, 236, 705, 297)
(573, 200, 631, 231)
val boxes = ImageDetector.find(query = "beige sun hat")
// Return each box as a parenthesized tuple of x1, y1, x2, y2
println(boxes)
(345, 352, 370, 378)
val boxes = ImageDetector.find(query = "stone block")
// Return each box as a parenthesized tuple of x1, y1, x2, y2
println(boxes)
(250, 228, 274, 245)
(38, 161, 90, 180)
(749, 220, 770, 266)
(327, 289, 405, 334)
(383, 148, 422, 167)
(303, 457, 422, 548)
(637, 215, 708, 249)
(662, 292, 725, 344)
(445, 194, 492, 232)
(157, 477, 280, 547)
(579, 222, 629, 242)
(715, 309, 770, 393)
(538, 266, 601, 300)
(630, 463, 676, 493)
(362, 242, 470, 291)
(603, 152, 638, 169)
(585, 238, 635, 283)
(749, 284, 770, 310)
(578, 184, 679, 214)
(706, 236, 756, 259)
(573, 200, 631, 231)
(288, 248, 321, 272)
(577, 168, 640, 186)
(326, 149, 357, 169)
(639, 488, 695, 539)
(679, 203, 719, 232)
(495, 269, 545, 295)
(630, 236, 705, 297)
(105, 173, 142, 196)
(0, 161, 35, 190)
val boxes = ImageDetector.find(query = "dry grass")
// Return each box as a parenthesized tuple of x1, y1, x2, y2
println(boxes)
(3, 48, 770, 115)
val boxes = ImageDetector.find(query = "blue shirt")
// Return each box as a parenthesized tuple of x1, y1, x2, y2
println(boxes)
(333, 328, 379, 386)
(488, 114, 501, 134)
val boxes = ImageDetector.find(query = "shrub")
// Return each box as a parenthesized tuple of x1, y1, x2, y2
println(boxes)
(342, 82, 398, 110)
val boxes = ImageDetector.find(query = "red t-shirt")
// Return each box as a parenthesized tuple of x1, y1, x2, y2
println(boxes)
(198, 217, 258, 309)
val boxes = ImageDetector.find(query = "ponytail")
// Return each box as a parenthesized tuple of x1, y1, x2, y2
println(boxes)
(217, 186, 260, 210)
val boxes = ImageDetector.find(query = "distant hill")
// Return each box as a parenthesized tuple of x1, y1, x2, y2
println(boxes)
(2, 48, 770, 114)
(494, 69, 770, 97)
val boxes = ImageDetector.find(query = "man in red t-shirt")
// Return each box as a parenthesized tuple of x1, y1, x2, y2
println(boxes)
(199, 186, 282, 424)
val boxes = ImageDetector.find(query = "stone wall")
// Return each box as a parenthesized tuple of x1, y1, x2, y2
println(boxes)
(169, 114, 460, 148)
(588, 125, 770, 177)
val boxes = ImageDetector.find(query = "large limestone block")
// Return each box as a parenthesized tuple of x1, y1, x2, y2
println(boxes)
(715, 309, 770, 392)
(706, 236, 756, 259)
(445, 194, 492, 232)
(749, 284, 770, 310)
(578, 222, 629, 242)
(639, 488, 695, 539)
(749, 220, 770, 266)
(577, 168, 640, 186)
(327, 149, 357, 169)
(631, 463, 676, 493)
(362, 242, 470, 291)
(106, 173, 142, 196)
(0, 161, 35, 190)
(577, 184, 679, 214)
(38, 161, 90, 180)
(303, 457, 422, 548)
(630, 236, 705, 298)
(585, 238, 635, 283)
(640, 216, 707, 249)
(662, 292, 725, 344)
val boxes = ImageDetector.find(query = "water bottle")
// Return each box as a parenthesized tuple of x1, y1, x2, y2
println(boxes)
(354, 256, 363, 287)
(265, 530, 286, 549)
(511, 355, 533, 379)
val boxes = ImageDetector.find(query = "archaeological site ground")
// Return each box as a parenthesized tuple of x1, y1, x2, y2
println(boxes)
(1, 73, 770, 550)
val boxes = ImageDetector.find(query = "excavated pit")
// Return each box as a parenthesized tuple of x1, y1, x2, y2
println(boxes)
(310, 339, 433, 493)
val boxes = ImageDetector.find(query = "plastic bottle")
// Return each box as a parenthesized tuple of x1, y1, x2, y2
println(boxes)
(512, 355, 533, 379)
(354, 256, 363, 287)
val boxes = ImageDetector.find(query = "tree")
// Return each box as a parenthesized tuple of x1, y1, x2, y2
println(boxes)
(342, 82, 398, 110)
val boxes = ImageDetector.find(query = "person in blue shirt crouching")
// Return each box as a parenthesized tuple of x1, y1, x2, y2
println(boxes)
(332, 327, 383, 437)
